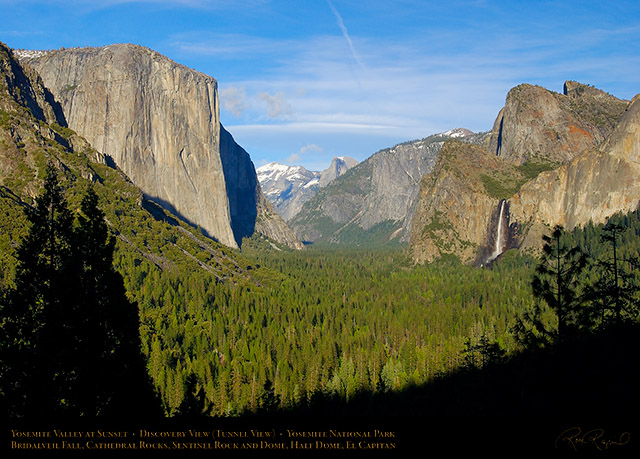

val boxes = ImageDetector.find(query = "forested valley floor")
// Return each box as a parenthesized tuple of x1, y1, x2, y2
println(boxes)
(3, 167, 640, 422)
(120, 208, 640, 419)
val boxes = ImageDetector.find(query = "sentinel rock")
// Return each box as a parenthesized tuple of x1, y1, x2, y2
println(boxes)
(18, 44, 301, 249)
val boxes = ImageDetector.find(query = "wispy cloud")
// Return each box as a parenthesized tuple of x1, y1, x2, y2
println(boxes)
(171, 33, 298, 57)
(326, 0, 365, 70)
(219, 85, 247, 117)
(259, 92, 293, 120)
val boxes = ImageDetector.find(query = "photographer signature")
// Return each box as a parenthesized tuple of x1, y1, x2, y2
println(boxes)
(555, 427, 630, 451)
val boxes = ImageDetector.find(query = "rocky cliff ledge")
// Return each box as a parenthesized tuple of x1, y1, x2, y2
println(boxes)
(487, 82, 627, 166)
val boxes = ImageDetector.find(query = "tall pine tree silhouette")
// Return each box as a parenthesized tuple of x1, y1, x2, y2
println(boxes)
(1, 164, 76, 417)
(514, 225, 588, 348)
(586, 223, 640, 328)
(0, 164, 159, 418)
(531, 225, 588, 341)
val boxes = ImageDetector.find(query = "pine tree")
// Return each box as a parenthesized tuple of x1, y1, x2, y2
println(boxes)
(0, 166, 159, 418)
(586, 223, 640, 328)
(72, 183, 159, 417)
(529, 225, 588, 342)
(0, 164, 76, 417)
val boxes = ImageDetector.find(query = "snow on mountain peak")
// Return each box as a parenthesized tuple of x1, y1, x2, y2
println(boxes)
(442, 128, 474, 138)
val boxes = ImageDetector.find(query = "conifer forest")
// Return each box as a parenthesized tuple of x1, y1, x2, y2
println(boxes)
(2, 167, 640, 422)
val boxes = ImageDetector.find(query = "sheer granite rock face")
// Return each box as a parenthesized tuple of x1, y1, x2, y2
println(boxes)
(510, 95, 640, 251)
(19, 44, 301, 249)
(487, 82, 627, 166)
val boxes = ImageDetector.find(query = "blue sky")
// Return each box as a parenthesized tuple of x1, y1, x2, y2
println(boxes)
(2, 0, 639, 171)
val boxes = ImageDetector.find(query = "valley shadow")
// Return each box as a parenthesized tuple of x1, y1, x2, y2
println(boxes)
(159, 323, 640, 455)
(6, 326, 637, 457)
(274, 323, 640, 418)
(236, 323, 640, 453)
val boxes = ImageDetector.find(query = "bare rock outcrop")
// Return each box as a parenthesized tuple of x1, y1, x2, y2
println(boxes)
(510, 95, 640, 250)
(318, 156, 359, 187)
(18, 44, 301, 249)
(410, 82, 634, 264)
(487, 82, 627, 166)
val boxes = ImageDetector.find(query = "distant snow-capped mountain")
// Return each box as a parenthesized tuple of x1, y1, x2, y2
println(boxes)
(257, 157, 358, 221)
(288, 128, 484, 246)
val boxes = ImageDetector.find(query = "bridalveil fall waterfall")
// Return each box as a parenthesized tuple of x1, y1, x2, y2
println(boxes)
(486, 199, 508, 265)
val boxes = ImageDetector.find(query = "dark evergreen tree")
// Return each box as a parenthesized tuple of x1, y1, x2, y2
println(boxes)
(0, 165, 159, 418)
(71, 183, 160, 417)
(258, 378, 280, 414)
(516, 225, 588, 346)
(176, 373, 211, 418)
(586, 223, 640, 328)
(0, 164, 76, 417)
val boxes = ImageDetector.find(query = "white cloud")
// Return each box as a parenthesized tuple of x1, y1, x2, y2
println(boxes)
(285, 153, 301, 164)
(172, 33, 299, 58)
(285, 143, 322, 165)
(220, 85, 247, 117)
(298, 144, 322, 155)
(258, 92, 293, 120)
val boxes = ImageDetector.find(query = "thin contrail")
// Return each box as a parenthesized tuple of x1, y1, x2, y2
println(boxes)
(327, 0, 365, 70)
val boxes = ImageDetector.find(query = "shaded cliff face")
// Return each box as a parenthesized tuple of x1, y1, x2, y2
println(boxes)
(220, 126, 303, 249)
(0, 49, 65, 128)
(290, 129, 476, 246)
(0, 44, 109, 203)
(487, 82, 627, 166)
(18, 44, 301, 250)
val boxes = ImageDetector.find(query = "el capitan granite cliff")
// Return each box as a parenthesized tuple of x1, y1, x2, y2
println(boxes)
(17, 44, 302, 250)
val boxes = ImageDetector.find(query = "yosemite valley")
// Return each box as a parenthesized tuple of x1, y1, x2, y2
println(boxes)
(1, 41, 639, 420)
